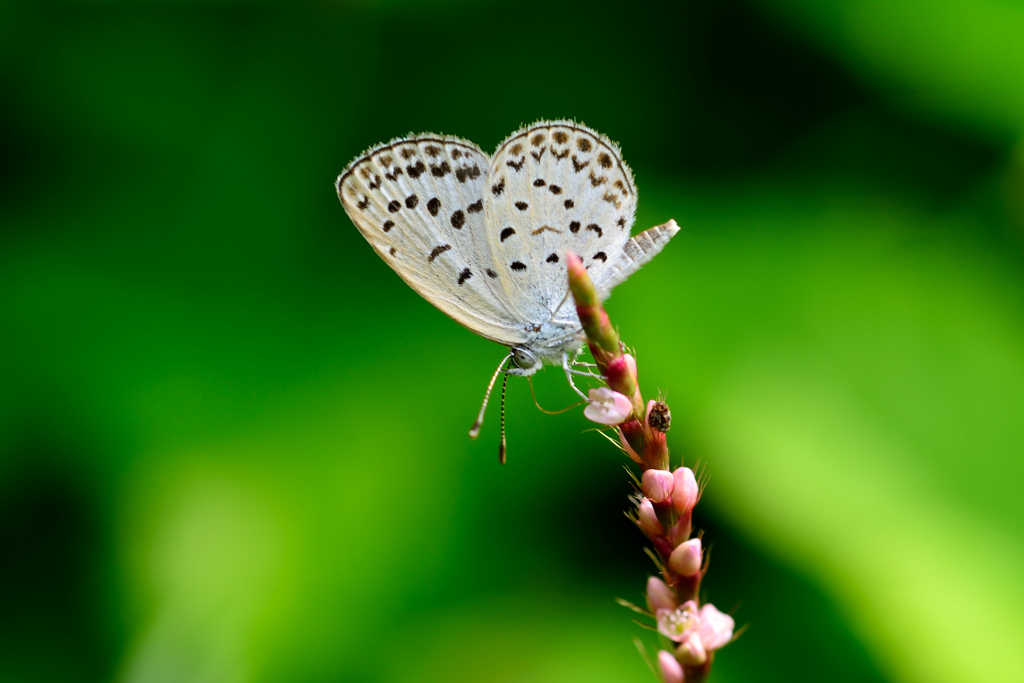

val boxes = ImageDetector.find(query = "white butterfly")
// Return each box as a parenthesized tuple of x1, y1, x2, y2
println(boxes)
(336, 121, 678, 452)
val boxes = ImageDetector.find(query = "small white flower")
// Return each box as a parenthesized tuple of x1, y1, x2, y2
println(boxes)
(656, 600, 699, 642)
(584, 387, 632, 425)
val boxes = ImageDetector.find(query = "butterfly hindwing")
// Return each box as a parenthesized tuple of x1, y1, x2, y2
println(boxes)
(483, 121, 638, 326)
(337, 135, 527, 346)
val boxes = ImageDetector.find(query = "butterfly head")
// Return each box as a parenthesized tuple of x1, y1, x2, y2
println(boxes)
(509, 346, 539, 376)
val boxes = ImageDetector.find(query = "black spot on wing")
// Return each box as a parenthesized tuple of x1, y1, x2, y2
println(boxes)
(514, 201, 528, 211)
(598, 152, 613, 168)
(577, 138, 592, 152)
(428, 244, 451, 262)
(357, 195, 370, 210)
(569, 221, 581, 233)
(492, 179, 506, 196)
(549, 185, 562, 195)
(406, 161, 426, 178)
(486, 268, 498, 278)
(427, 197, 441, 216)
(533, 178, 546, 187)
(572, 156, 588, 173)
(405, 194, 419, 209)
(383, 220, 394, 232)
(507, 158, 525, 172)
(531, 148, 546, 161)
(387, 200, 401, 213)
(617, 217, 626, 228)
(586, 223, 603, 237)
(546, 253, 559, 263)
(594, 251, 607, 262)
(457, 268, 472, 285)
(451, 210, 465, 229)
(553, 131, 569, 144)
(500, 227, 516, 242)
(467, 199, 483, 214)
(389, 246, 396, 256)
(564, 199, 575, 209)
(455, 165, 481, 183)
(430, 161, 450, 177)
(510, 261, 527, 271)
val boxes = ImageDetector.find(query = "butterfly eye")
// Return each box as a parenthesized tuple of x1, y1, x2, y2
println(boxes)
(512, 347, 537, 369)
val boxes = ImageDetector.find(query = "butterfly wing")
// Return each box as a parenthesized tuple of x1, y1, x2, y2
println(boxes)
(595, 220, 680, 299)
(483, 121, 638, 325)
(337, 135, 528, 346)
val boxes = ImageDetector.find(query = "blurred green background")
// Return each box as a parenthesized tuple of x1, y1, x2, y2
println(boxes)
(2, 0, 1024, 681)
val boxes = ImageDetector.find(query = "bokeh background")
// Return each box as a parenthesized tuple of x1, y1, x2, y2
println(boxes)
(3, 0, 1024, 681)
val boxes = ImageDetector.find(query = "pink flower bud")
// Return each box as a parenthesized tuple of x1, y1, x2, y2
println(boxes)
(656, 600, 699, 642)
(657, 650, 684, 683)
(697, 603, 735, 652)
(672, 467, 699, 514)
(624, 353, 637, 380)
(668, 538, 702, 577)
(641, 469, 674, 503)
(618, 427, 642, 463)
(636, 498, 664, 538)
(646, 576, 678, 613)
(676, 629, 707, 666)
(584, 387, 632, 425)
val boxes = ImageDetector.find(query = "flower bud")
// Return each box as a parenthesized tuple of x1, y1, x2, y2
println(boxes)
(641, 468, 674, 503)
(676, 630, 707, 666)
(617, 426, 642, 463)
(584, 387, 632, 425)
(636, 498, 664, 538)
(672, 467, 699, 515)
(624, 353, 637, 380)
(646, 576, 677, 613)
(648, 400, 671, 432)
(697, 603, 735, 652)
(657, 650, 684, 683)
(668, 538, 702, 577)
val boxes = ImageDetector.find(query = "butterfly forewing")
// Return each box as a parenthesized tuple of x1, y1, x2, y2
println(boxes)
(337, 135, 528, 346)
(483, 122, 638, 327)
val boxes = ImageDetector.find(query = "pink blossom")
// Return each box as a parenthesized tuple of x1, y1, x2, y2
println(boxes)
(584, 387, 632, 425)
(697, 603, 735, 651)
(642, 468, 674, 503)
(646, 576, 677, 613)
(672, 467, 698, 515)
(656, 600, 699, 642)
(668, 538, 702, 577)
(657, 650, 684, 683)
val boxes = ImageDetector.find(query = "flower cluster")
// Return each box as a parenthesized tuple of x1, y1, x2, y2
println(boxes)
(566, 253, 735, 683)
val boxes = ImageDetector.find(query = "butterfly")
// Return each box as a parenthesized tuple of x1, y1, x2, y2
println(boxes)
(336, 120, 678, 460)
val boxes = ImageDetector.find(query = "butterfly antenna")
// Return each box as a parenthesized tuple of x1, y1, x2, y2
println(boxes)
(469, 353, 512, 439)
(499, 371, 509, 464)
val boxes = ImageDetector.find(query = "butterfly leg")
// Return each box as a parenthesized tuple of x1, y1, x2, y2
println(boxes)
(562, 351, 592, 400)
